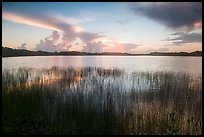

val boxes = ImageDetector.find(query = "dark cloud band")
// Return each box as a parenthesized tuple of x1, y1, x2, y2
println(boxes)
(131, 2, 202, 31)
(164, 32, 202, 46)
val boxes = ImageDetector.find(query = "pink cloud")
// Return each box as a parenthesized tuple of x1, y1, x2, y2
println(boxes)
(3, 9, 140, 53)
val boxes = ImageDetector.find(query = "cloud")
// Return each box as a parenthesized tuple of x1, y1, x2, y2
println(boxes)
(50, 31, 60, 42)
(130, 2, 202, 31)
(2, 8, 105, 52)
(121, 43, 140, 51)
(52, 13, 92, 25)
(36, 31, 66, 52)
(79, 32, 105, 43)
(163, 32, 202, 46)
(2, 11, 61, 31)
(154, 47, 170, 52)
(116, 20, 125, 26)
(82, 41, 106, 53)
(81, 41, 139, 53)
(3, 7, 140, 53)
(105, 42, 139, 53)
(18, 43, 27, 50)
(116, 18, 135, 26)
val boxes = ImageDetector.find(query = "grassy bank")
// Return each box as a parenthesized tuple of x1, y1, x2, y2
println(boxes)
(2, 67, 202, 135)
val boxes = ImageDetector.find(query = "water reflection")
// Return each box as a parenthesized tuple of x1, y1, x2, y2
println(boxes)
(2, 56, 202, 75)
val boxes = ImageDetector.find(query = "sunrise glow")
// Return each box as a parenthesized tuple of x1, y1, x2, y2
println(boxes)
(2, 2, 202, 53)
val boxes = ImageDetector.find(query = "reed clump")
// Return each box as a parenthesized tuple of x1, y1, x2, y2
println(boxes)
(2, 67, 202, 135)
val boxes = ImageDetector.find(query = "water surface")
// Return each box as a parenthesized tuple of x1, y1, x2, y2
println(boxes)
(2, 56, 202, 75)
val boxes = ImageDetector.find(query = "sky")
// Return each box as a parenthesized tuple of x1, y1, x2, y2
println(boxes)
(2, 2, 202, 53)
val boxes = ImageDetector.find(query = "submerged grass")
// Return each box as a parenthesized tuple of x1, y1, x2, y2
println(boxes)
(2, 67, 202, 135)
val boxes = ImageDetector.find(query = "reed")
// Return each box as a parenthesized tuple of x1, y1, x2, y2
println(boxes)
(2, 67, 202, 135)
